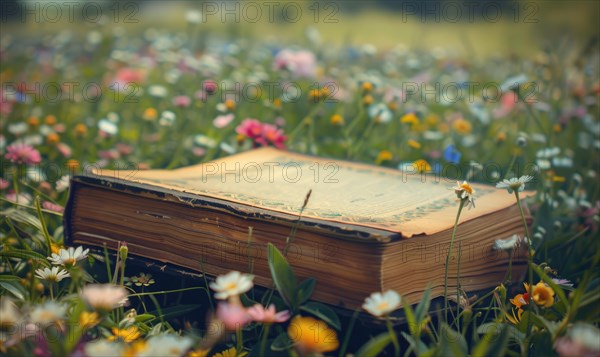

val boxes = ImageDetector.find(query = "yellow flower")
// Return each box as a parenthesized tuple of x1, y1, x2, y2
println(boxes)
(532, 282, 555, 307)
(400, 112, 419, 125)
(413, 159, 432, 173)
(108, 326, 140, 343)
(27, 116, 40, 127)
(452, 118, 472, 134)
(375, 150, 393, 165)
(212, 347, 247, 357)
(496, 131, 507, 142)
(46, 133, 60, 145)
(387, 101, 398, 111)
(224, 99, 236, 111)
(122, 340, 147, 357)
(308, 89, 322, 102)
(425, 114, 439, 126)
(50, 243, 62, 255)
(79, 311, 100, 329)
(506, 307, 523, 325)
(407, 139, 421, 149)
(362, 95, 373, 106)
(361, 81, 373, 93)
(288, 316, 339, 354)
(187, 349, 210, 357)
(510, 293, 528, 309)
(553, 123, 562, 133)
(273, 98, 282, 109)
(45, 115, 57, 126)
(74, 123, 87, 136)
(330, 114, 344, 126)
(66, 159, 80, 170)
(142, 108, 158, 121)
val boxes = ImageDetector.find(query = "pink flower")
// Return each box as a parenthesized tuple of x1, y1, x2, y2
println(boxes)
(213, 114, 234, 128)
(235, 119, 287, 149)
(56, 143, 72, 158)
(172, 95, 191, 108)
(236, 119, 264, 140)
(4, 143, 41, 165)
(247, 304, 290, 324)
(273, 49, 317, 78)
(494, 92, 518, 118)
(42, 201, 64, 213)
(0, 178, 9, 190)
(99, 150, 120, 160)
(215, 302, 250, 331)
(112, 68, 145, 89)
(203, 80, 218, 94)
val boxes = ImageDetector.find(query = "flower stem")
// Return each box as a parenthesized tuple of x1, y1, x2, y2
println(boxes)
(236, 328, 244, 355)
(259, 324, 271, 357)
(385, 316, 400, 357)
(444, 199, 465, 323)
(514, 191, 534, 341)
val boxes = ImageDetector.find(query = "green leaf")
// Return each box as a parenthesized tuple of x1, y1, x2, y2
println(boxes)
(402, 297, 418, 336)
(135, 314, 156, 323)
(400, 331, 428, 356)
(0, 249, 50, 267)
(146, 304, 199, 321)
(1, 208, 43, 231)
(267, 243, 298, 310)
(0, 275, 22, 282)
(354, 332, 393, 357)
(271, 332, 294, 352)
(415, 287, 431, 323)
(439, 324, 467, 356)
(299, 301, 341, 331)
(473, 323, 510, 357)
(296, 278, 316, 305)
(0, 281, 26, 300)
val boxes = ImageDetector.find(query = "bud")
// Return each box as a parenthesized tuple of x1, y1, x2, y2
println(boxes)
(119, 242, 129, 262)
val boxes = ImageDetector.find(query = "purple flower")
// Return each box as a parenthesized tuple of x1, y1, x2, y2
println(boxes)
(443, 145, 461, 164)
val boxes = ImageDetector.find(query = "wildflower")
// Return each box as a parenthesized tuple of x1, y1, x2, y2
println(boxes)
(74, 123, 87, 136)
(44, 115, 57, 126)
(330, 114, 344, 126)
(48, 246, 89, 266)
(215, 302, 251, 330)
(46, 133, 60, 145)
(516, 134, 528, 147)
(29, 301, 67, 325)
(368, 103, 392, 123)
(362, 94, 373, 106)
(0, 297, 21, 328)
(361, 81, 374, 93)
(55, 175, 70, 192)
(81, 284, 128, 311)
(34, 266, 70, 283)
(273, 49, 317, 78)
(172, 95, 191, 108)
(159, 111, 176, 126)
(413, 159, 432, 173)
(142, 108, 158, 121)
(496, 132, 507, 142)
(261, 123, 287, 149)
(79, 311, 100, 328)
(213, 114, 234, 128)
(531, 282, 555, 307)
(453, 180, 476, 208)
(57, 143, 72, 158)
(186, 10, 203, 24)
(4, 143, 41, 165)
(137, 334, 194, 357)
(496, 175, 533, 193)
(65, 159, 79, 171)
(98, 119, 118, 136)
(247, 304, 291, 324)
(362, 290, 401, 317)
(288, 316, 339, 354)
(8, 122, 28, 135)
(375, 150, 393, 165)
(400, 112, 419, 125)
(108, 326, 140, 343)
(407, 139, 421, 149)
(213, 347, 244, 357)
(85, 340, 124, 357)
(452, 118, 472, 134)
(0, 178, 8, 190)
(443, 145, 461, 164)
(148, 85, 168, 98)
(554, 323, 600, 357)
(492, 234, 524, 252)
(27, 116, 39, 127)
(6, 192, 33, 205)
(224, 98, 236, 111)
(210, 271, 254, 300)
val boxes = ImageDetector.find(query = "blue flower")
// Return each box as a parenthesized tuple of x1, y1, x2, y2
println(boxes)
(443, 145, 462, 164)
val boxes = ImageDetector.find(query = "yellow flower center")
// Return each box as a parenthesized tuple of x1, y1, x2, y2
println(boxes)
(460, 183, 473, 194)
(376, 301, 389, 311)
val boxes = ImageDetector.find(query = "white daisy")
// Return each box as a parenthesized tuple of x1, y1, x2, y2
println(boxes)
(35, 266, 70, 283)
(137, 334, 194, 357)
(84, 340, 124, 357)
(29, 301, 67, 325)
(48, 246, 89, 266)
(210, 271, 254, 300)
(81, 284, 129, 311)
(362, 290, 401, 317)
(453, 180, 476, 208)
(55, 175, 70, 193)
(496, 175, 534, 194)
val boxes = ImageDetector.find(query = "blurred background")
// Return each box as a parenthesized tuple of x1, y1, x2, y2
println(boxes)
(1, 0, 598, 58)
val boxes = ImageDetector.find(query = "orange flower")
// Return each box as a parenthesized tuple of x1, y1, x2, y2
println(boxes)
(46, 133, 60, 145)
(288, 316, 339, 354)
(74, 123, 87, 136)
(452, 118, 472, 134)
(532, 282, 555, 307)
(44, 115, 57, 126)
(413, 159, 432, 173)
(330, 114, 344, 126)
(362, 81, 373, 93)
(224, 98, 236, 111)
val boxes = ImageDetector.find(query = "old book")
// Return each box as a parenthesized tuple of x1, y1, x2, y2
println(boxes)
(64, 148, 530, 309)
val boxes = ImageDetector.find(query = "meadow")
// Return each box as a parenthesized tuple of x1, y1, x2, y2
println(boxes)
(1, 1, 599, 356)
